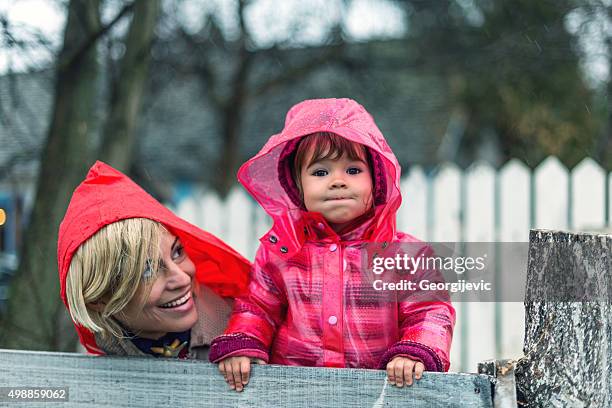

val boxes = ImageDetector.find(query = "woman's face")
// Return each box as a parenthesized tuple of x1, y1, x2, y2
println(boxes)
(116, 231, 198, 339)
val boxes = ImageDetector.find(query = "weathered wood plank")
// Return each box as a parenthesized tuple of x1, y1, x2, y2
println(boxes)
(478, 360, 518, 408)
(515, 230, 612, 407)
(0, 349, 493, 407)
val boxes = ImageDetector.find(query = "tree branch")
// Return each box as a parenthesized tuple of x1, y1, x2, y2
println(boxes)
(249, 43, 345, 98)
(59, 1, 135, 72)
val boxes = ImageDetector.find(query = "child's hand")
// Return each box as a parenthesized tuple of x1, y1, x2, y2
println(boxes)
(218, 356, 266, 392)
(386, 356, 424, 387)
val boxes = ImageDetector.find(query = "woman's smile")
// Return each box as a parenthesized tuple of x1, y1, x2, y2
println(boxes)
(159, 291, 193, 309)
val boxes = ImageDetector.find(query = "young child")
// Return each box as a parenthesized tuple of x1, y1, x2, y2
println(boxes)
(209, 98, 455, 391)
(58, 161, 250, 358)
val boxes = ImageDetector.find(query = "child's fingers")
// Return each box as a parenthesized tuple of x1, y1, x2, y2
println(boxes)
(240, 358, 251, 385)
(386, 361, 396, 385)
(402, 360, 415, 386)
(252, 358, 266, 365)
(395, 360, 409, 387)
(224, 361, 236, 389)
(231, 359, 244, 392)
(219, 361, 230, 384)
(414, 362, 425, 380)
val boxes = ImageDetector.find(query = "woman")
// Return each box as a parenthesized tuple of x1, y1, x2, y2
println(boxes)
(58, 161, 250, 358)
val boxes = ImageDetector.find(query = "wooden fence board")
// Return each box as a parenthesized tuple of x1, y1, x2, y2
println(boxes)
(0, 350, 494, 408)
(498, 159, 530, 360)
(571, 158, 606, 230)
(225, 188, 252, 258)
(431, 163, 464, 372)
(534, 157, 568, 230)
(398, 166, 428, 240)
(464, 162, 496, 371)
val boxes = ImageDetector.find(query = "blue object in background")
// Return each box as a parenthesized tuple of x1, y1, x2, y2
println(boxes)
(172, 181, 194, 207)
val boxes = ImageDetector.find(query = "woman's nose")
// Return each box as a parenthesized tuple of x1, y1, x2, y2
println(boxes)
(164, 263, 192, 289)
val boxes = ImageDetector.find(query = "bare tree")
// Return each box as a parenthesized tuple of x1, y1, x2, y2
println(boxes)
(1, 0, 159, 351)
(159, 0, 348, 196)
(1, 0, 102, 351)
(99, 0, 160, 172)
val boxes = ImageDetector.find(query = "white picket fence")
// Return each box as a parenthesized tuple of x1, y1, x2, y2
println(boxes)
(171, 156, 611, 373)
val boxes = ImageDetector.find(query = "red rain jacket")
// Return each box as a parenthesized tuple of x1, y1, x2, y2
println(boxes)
(211, 98, 455, 371)
(58, 161, 250, 354)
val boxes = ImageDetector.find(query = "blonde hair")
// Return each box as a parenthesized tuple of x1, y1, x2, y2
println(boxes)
(65, 218, 163, 338)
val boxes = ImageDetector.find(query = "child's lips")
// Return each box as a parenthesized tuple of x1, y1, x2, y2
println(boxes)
(326, 196, 353, 201)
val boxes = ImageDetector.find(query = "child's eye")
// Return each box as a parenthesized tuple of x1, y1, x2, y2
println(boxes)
(312, 169, 328, 177)
(172, 245, 186, 261)
(347, 167, 362, 175)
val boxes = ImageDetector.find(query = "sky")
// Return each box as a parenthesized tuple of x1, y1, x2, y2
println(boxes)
(565, 4, 610, 87)
(0, 0, 65, 72)
(0, 0, 609, 87)
(0, 0, 406, 73)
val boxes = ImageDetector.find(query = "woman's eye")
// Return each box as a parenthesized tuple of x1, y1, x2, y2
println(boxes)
(172, 245, 185, 261)
(312, 169, 328, 177)
(347, 167, 362, 175)
(142, 260, 154, 280)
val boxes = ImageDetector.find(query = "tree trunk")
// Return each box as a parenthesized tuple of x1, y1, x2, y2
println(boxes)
(0, 0, 101, 351)
(515, 230, 611, 407)
(98, 0, 160, 172)
(215, 50, 253, 197)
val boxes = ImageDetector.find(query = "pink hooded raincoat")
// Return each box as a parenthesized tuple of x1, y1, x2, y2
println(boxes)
(209, 98, 455, 371)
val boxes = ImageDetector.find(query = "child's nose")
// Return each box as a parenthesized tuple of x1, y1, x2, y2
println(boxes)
(330, 177, 347, 188)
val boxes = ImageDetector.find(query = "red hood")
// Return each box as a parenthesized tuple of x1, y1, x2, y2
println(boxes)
(58, 161, 250, 354)
(237, 98, 402, 258)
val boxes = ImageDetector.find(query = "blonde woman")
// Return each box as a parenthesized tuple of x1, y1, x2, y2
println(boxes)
(58, 161, 250, 358)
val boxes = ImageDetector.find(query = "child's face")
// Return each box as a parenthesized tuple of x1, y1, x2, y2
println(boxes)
(116, 231, 198, 339)
(300, 148, 373, 231)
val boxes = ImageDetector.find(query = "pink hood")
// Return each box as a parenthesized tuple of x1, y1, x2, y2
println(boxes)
(238, 98, 402, 255)
(214, 99, 454, 370)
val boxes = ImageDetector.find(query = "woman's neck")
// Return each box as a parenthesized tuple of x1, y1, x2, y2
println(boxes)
(115, 318, 167, 340)
(133, 330, 167, 340)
